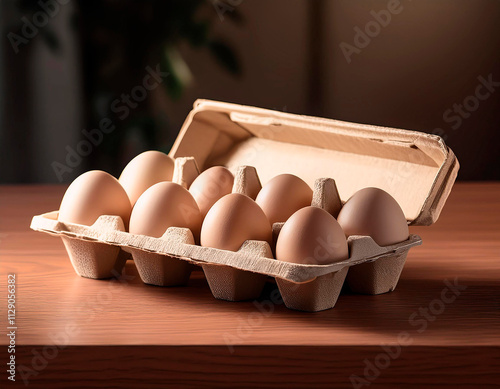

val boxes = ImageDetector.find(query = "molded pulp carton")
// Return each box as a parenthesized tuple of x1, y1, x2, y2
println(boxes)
(31, 100, 459, 311)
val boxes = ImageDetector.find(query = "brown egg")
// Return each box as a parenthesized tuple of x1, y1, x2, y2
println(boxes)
(337, 187, 409, 246)
(255, 174, 313, 225)
(189, 166, 234, 218)
(119, 150, 175, 206)
(59, 170, 131, 228)
(201, 193, 272, 252)
(129, 182, 202, 240)
(276, 206, 348, 265)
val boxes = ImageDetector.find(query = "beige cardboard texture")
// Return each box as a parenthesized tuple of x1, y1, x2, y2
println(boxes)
(277, 267, 349, 312)
(127, 228, 196, 286)
(170, 100, 459, 225)
(202, 240, 272, 301)
(60, 214, 127, 279)
(346, 251, 409, 295)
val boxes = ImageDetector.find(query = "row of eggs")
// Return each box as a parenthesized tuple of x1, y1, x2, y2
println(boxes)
(58, 151, 409, 265)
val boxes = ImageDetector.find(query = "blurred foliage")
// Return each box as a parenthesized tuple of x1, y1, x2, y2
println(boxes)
(13, 0, 242, 174)
(77, 0, 241, 99)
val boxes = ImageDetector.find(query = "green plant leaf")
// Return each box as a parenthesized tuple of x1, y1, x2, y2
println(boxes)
(161, 51, 184, 100)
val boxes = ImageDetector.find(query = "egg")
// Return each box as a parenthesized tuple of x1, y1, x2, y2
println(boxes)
(201, 193, 272, 252)
(119, 150, 175, 206)
(256, 174, 313, 225)
(129, 182, 202, 240)
(189, 166, 234, 218)
(276, 206, 348, 265)
(337, 187, 409, 246)
(59, 170, 131, 228)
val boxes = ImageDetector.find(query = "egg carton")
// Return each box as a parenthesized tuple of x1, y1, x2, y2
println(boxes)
(31, 157, 422, 312)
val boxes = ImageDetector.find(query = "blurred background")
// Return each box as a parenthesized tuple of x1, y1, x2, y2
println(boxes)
(0, 0, 499, 183)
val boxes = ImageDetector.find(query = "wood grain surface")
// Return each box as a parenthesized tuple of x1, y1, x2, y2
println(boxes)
(0, 183, 499, 388)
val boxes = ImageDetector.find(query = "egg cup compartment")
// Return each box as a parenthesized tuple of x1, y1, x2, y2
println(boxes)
(119, 157, 198, 287)
(129, 250, 193, 287)
(62, 237, 128, 279)
(276, 267, 348, 312)
(36, 212, 128, 279)
(202, 264, 267, 301)
(346, 250, 408, 295)
(201, 240, 273, 301)
(270, 176, 345, 311)
(124, 227, 197, 287)
(197, 164, 271, 302)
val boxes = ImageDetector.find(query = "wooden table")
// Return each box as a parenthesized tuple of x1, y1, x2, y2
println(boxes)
(0, 183, 499, 388)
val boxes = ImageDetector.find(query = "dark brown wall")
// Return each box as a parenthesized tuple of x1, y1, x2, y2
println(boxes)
(324, 0, 500, 180)
(166, 0, 500, 180)
(1, 0, 499, 182)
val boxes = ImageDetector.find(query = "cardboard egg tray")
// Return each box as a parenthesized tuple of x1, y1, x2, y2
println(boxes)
(31, 159, 421, 312)
(30, 100, 459, 311)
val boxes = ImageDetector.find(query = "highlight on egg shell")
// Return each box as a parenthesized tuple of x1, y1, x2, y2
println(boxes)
(337, 187, 409, 247)
(58, 170, 132, 229)
(119, 150, 175, 207)
(189, 166, 234, 218)
(276, 206, 348, 265)
(200, 193, 272, 252)
(256, 174, 313, 225)
(129, 181, 202, 241)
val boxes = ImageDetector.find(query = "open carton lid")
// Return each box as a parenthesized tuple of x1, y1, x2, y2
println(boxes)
(170, 99, 459, 226)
